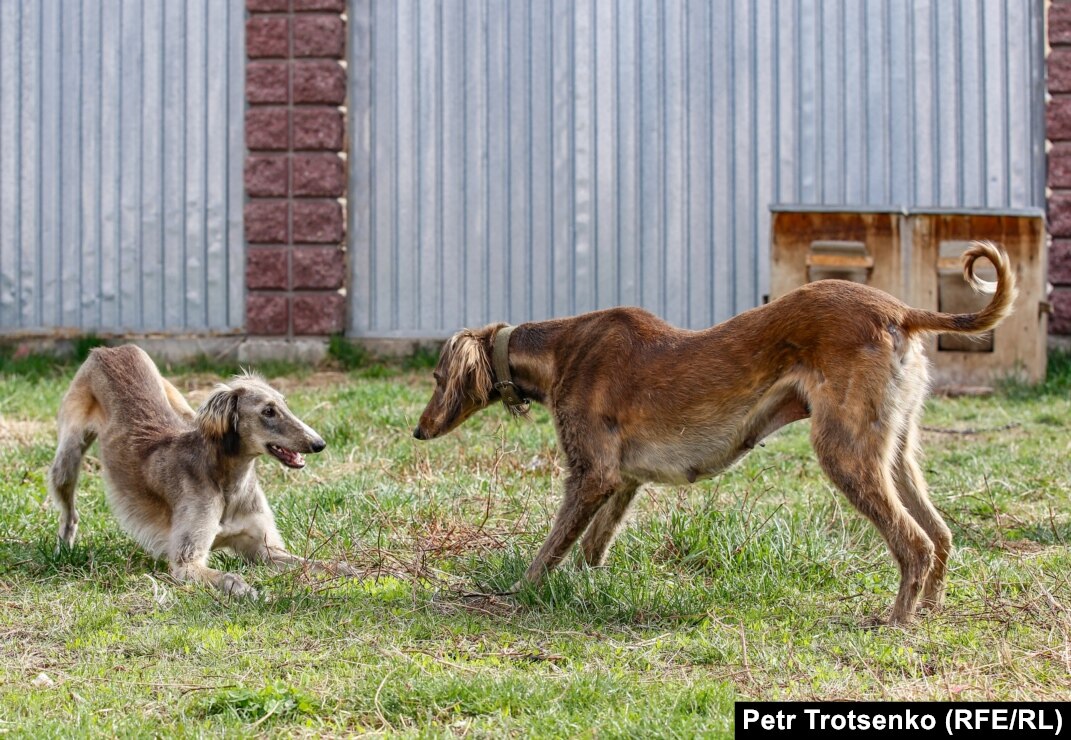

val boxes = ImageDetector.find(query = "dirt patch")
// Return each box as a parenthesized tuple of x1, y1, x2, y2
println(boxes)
(0, 416, 51, 446)
(266, 371, 351, 394)
(167, 373, 224, 407)
(168, 371, 353, 408)
(413, 518, 516, 559)
(1000, 539, 1048, 554)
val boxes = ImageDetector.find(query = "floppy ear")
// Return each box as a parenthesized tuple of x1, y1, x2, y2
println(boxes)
(443, 330, 493, 407)
(197, 384, 241, 455)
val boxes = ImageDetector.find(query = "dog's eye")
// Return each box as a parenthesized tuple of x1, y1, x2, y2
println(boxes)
(262, 406, 276, 418)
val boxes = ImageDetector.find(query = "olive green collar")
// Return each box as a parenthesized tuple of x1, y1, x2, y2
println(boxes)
(492, 326, 530, 416)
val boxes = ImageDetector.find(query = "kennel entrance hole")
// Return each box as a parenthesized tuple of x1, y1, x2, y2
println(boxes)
(805, 240, 873, 284)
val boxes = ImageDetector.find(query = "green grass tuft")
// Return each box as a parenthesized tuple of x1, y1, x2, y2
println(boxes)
(201, 683, 319, 723)
(999, 348, 1071, 400)
(72, 334, 107, 362)
(328, 334, 374, 370)
(0, 347, 69, 379)
(401, 345, 441, 370)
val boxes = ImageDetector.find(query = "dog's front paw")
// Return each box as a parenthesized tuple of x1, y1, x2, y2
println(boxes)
(858, 614, 888, 630)
(219, 573, 259, 600)
(54, 534, 77, 557)
(56, 518, 79, 550)
(918, 591, 945, 614)
(862, 612, 914, 629)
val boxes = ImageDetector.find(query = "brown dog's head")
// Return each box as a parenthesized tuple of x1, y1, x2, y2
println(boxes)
(413, 325, 504, 440)
(197, 372, 326, 467)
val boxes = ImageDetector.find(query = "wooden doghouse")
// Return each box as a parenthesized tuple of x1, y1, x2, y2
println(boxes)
(770, 206, 1048, 389)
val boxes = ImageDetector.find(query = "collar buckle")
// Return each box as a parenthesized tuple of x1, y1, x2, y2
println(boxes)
(494, 379, 530, 415)
(492, 326, 530, 416)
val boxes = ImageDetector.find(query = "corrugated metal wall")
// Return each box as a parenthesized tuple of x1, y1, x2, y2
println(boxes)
(348, 0, 1046, 338)
(0, 0, 245, 335)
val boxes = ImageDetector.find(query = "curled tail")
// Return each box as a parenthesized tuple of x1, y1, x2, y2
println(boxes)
(902, 240, 1017, 335)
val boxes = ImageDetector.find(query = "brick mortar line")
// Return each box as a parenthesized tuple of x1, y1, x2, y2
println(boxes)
(245, 1, 349, 335)
(1052, 10, 1071, 331)
(287, 3, 295, 331)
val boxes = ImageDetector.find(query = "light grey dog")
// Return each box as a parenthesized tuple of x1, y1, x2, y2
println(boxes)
(47, 344, 353, 598)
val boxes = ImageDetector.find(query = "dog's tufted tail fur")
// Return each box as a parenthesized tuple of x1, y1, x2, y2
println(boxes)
(901, 240, 1017, 336)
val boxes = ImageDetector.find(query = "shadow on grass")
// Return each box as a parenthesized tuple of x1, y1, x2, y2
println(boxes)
(2, 534, 163, 582)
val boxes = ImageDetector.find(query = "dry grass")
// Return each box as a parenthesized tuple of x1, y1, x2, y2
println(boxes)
(0, 353, 1068, 735)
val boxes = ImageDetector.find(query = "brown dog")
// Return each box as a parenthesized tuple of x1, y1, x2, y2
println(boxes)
(414, 241, 1016, 625)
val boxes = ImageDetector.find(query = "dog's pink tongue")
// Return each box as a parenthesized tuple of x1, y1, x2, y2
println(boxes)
(270, 445, 306, 468)
(280, 447, 305, 467)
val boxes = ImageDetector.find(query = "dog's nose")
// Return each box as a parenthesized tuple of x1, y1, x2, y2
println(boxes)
(310, 437, 326, 453)
(413, 427, 426, 440)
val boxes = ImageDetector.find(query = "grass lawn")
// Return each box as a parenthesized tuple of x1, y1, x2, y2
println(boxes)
(0, 347, 1069, 737)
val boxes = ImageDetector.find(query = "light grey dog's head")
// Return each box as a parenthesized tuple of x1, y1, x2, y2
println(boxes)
(196, 372, 325, 468)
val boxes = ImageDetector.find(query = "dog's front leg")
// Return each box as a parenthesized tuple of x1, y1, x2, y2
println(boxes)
(170, 502, 258, 599)
(229, 513, 359, 578)
(581, 480, 641, 567)
(511, 470, 617, 592)
(249, 543, 359, 578)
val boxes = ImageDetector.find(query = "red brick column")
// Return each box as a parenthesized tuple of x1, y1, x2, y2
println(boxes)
(244, 0, 347, 336)
(1049, 3, 1071, 334)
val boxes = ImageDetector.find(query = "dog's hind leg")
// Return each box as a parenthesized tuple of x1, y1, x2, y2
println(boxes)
(580, 480, 640, 567)
(811, 403, 934, 626)
(48, 429, 95, 548)
(48, 378, 100, 548)
(888, 354, 952, 612)
(893, 420, 952, 612)
(161, 376, 196, 422)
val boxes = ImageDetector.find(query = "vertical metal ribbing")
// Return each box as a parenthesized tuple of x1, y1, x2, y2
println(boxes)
(16, 1, 24, 328)
(433, 1, 443, 332)
(0, 3, 11, 327)
(0, 0, 245, 334)
(345, 0, 1046, 339)
(35, 2, 45, 327)
(1, 3, 9, 328)
(708, 0, 716, 322)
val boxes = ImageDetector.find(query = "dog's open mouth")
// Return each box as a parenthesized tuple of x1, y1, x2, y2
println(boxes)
(267, 444, 306, 469)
